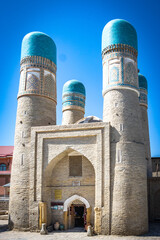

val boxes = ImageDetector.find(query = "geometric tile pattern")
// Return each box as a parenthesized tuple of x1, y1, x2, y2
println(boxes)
(124, 62, 137, 87)
(44, 74, 54, 97)
(109, 66, 119, 82)
(102, 51, 140, 92)
(26, 74, 40, 91)
(18, 56, 57, 102)
(139, 91, 148, 105)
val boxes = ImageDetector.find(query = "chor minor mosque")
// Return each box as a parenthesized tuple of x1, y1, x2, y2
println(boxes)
(9, 19, 157, 236)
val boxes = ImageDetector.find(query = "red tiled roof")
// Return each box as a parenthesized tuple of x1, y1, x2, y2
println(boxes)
(0, 146, 14, 157)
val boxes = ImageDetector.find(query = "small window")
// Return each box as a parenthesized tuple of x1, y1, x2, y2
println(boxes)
(120, 123, 124, 132)
(117, 150, 122, 163)
(0, 164, 7, 171)
(69, 156, 82, 177)
(21, 154, 24, 166)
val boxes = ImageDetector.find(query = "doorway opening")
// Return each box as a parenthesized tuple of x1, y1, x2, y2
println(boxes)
(68, 204, 86, 229)
(63, 194, 91, 230)
(74, 205, 85, 227)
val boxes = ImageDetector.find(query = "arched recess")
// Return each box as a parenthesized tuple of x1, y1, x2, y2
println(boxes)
(44, 147, 96, 178)
(42, 147, 95, 228)
(154, 190, 160, 220)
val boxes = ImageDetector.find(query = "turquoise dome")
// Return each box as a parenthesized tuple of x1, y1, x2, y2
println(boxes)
(138, 73, 148, 91)
(63, 80, 86, 96)
(102, 19, 138, 51)
(21, 32, 56, 65)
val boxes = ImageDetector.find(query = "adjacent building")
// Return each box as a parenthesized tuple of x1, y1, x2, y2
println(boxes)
(0, 146, 13, 197)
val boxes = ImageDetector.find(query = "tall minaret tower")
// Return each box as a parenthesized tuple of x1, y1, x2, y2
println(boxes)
(9, 32, 57, 229)
(138, 73, 152, 177)
(102, 20, 148, 235)
(62, 80, 85, 124)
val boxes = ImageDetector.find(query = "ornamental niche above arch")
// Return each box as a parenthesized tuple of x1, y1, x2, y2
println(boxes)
(44, 146, 96, 178)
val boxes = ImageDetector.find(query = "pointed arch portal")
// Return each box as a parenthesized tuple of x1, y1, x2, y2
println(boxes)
(63, 194, 91, 230)
(63, 194, 90, 212)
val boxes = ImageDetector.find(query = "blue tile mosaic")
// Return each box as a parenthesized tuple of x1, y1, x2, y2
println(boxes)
(63, 80, 86, 96)
(102, 19, 138, 51)
(109, 66, 119, 83)
(138, 73, 148, 91)
(21, 32, 56, 65)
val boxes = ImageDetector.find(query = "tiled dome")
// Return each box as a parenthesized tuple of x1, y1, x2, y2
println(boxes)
(63, 80, 86, 96)
(138, 73, 148, 91)
(62, 80, 86, 109)
(102, 19, 138, 51)
(21, 32, 56, 64)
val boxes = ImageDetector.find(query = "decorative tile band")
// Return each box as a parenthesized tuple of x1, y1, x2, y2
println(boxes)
(102, 43, 137, 59)
(20, 55, 57, 74)
(102, 51, 138, 94)
(110, 66, 119, 83)
(62, 92, 85, 110)
(139, 89, 148, 106)
(121, 57, 124, 83)
(102, 51, 137, 62)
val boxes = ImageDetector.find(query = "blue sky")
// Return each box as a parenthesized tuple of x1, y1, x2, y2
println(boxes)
(0, 0, 160, 157)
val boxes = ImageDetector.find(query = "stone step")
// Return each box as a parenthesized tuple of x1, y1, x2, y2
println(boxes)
(0, 210, 8, 215)
(0, 215, 8, 220)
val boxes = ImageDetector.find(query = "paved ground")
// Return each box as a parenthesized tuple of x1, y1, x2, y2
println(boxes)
(0, 221, 160, 240)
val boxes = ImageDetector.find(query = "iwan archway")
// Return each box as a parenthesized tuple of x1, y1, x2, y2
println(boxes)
(42, 148, 95, 230)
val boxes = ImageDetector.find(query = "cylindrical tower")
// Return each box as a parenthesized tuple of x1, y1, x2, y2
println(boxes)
(102, 19, 148, 235)
(62, 80, 85, 124)
(138, 73, 152, 177)
(9, 32, 57, 229)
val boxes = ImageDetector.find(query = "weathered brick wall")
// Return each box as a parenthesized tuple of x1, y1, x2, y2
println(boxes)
(148, 178, 160, 221)
(62, 109, 84, 125)
(102, 50, 148, 235)
(140, 105, 152, 177)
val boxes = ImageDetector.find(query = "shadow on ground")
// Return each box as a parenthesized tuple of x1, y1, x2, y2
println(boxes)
(0, 221, 160, 237)
(143, 223, 160, 236)
(0, 220, 8, 233)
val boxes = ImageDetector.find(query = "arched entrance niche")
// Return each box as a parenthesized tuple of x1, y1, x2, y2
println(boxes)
(43, 147, 95, 229)
(154, 190, 160, 220)
(63, 194, 91, 230)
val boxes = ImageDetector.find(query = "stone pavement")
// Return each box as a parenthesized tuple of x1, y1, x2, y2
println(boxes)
(0, 221, 160, 240)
